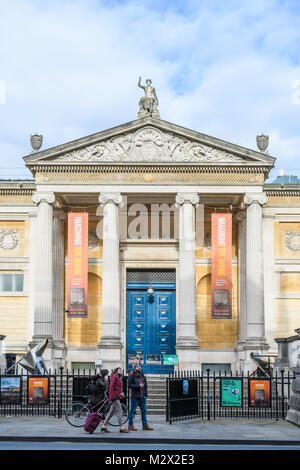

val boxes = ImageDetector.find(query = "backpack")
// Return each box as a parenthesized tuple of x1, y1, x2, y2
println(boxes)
(85, 379, 97, 395)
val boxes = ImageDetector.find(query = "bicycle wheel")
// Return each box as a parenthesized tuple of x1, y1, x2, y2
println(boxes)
(65, 402, 91, 427)
(103, 402, 129, 427)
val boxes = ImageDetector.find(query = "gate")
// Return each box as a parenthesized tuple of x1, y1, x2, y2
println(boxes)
(166, 369, 295, 424)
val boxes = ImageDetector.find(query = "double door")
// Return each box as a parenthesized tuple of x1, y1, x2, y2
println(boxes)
(126, 283, 176, 374)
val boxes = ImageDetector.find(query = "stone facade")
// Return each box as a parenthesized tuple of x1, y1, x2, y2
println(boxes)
(0, 117, 299, 373)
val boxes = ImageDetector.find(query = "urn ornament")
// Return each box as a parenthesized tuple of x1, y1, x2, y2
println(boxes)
(30, 133, 43, 152)
(256, 133, 269, 153)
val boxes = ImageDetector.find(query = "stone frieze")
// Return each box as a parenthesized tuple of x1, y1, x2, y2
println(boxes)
(53, 127, 245, 164)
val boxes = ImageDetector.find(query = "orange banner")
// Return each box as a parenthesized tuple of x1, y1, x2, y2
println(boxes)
(211, 213, 232, 319)
(67, 213, 88, 318)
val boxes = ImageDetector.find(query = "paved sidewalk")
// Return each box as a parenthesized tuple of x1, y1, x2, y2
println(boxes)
(0, 415, 299, 445)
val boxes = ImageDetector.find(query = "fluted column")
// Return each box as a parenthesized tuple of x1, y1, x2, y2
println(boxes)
(98, 193, 123, 368)
(244, 193, 269, 360)
(31, 192, 55, 341)
(175, 193, 200, 367)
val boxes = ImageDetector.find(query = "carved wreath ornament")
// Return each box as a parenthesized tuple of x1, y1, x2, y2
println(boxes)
(285, 231, 300, 252)
(55, 127, 244, 164)
(0, 230, 19, 250)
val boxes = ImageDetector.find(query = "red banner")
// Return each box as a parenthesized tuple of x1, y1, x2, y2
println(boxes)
(211, 213, 232, 319)
(67, 213, 88, 318)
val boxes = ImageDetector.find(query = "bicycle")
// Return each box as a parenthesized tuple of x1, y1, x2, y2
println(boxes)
(65, 395, 129, 428)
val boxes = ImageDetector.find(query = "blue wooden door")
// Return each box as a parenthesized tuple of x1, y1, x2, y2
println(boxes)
(126, 283, 176, 374)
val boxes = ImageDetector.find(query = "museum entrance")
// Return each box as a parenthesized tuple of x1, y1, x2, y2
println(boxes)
(126, 269, 176, 374)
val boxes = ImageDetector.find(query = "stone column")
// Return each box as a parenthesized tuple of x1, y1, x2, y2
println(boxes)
(98, 193, 123, 371)
(52, 210, 67, 367)
(243, 193, 269, 370)
(31, 192, 55, 343)
(235, 210, 247, 369)
(175, 192, 200, 369)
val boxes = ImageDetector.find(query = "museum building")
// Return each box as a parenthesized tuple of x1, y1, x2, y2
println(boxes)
(0, 85, 300, 374)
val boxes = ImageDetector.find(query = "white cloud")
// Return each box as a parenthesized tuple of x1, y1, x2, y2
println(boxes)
(0, 0, 300, 176)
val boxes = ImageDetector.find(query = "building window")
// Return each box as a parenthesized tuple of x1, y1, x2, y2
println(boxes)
(71, 362, 96, 373)
(0, 273, 24, 292)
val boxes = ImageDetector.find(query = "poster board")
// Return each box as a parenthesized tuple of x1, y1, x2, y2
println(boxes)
(27, 377, 50, 405)
(220, 378, 243, 407)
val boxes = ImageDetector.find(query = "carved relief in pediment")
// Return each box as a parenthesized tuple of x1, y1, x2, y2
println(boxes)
(53, 126, 244, 164)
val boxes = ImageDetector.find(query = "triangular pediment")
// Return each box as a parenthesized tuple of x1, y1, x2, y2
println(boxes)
(23, 117, 275, 167)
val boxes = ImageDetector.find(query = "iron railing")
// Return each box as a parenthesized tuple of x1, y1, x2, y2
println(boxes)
(166, 369, 295, 424)
(0, 368, 128, 418)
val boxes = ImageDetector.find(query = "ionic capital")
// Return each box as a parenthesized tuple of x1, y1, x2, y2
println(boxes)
(32, 191, 55, 205)
(244, 193, 267, 207)
(175, 192, 199, 207)
(98, 193, 123, 207)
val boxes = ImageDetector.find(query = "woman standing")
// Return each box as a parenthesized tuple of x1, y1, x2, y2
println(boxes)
(89, 369, 109, 407)
(101, 367, 129, 433)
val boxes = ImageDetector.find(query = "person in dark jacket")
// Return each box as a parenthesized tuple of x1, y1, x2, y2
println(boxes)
(101, 367, 129, 433)
(127, 363, 153, 431)
(89, 369, 109, 406)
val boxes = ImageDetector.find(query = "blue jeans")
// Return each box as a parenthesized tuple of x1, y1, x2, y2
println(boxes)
(128, 397, 148, 426)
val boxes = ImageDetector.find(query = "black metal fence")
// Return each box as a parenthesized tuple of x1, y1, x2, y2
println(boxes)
(166, 369, 295, 424)
(0, 368, 128, 418)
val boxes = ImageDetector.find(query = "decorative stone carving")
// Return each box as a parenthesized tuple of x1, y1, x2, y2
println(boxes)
(0, 230, 19, 250)
(244, 193, 267, 207)
(256, 134, 269, 153)
(98, 193, 123, 207)
(30, 133, 43, 152)
(203, 230, 211, 249)
(88, 230, 99, 251)
(175, 192, 200, 206)
(285, 231, 300, 252)
(32, 192, 55, 205)
(138, 77, 160, 119)
(55, 126, 245, 164)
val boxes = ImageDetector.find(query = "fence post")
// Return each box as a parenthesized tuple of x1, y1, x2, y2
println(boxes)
(207, 369, 210, 421)
(281, 369, 285, 420)
(58, 366, 64, 419)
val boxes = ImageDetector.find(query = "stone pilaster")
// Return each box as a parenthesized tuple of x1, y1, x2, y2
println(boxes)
(235, 210, 247, 369)
(52, 210, 67, 366)
(31, 192, 55, 342)
(243, 193, 269, 371)
(97, 193, 123, 371)
(175, 192, 200, 369)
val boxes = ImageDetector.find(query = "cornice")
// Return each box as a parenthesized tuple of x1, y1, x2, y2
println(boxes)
(27, 163, 271, 174)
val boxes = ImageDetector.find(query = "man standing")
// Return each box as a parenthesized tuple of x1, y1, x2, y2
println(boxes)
(127, 363, 153, 431)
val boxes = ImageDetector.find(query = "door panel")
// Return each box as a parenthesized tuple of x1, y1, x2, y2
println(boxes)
(126, 285, 176, 374)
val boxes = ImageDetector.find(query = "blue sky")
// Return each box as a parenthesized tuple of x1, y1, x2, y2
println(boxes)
(1, 0, 300, 179)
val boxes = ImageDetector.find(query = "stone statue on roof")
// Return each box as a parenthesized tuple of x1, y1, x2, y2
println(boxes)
(138, 76, 160, 119)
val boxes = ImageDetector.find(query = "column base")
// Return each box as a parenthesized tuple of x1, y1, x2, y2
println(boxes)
(97, 339, 123, 373)
(176, 339, 200, 370)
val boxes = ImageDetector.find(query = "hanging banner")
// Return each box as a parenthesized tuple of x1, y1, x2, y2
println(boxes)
(211, 213, 232, 318)
(67, 213, 88, 318)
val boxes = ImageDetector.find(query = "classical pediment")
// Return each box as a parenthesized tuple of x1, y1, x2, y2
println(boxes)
(23, 117, 275, 167)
